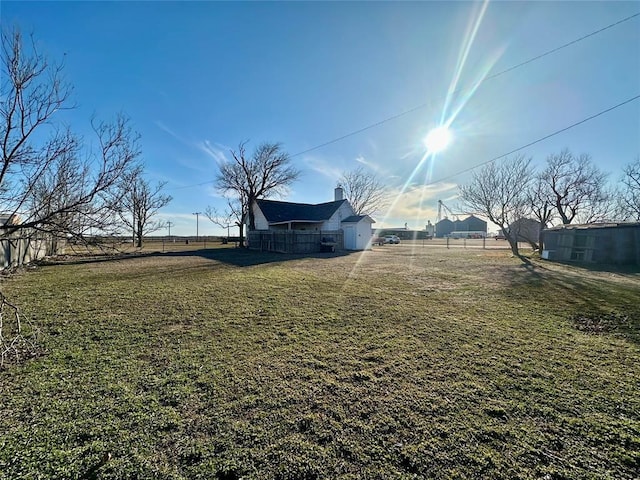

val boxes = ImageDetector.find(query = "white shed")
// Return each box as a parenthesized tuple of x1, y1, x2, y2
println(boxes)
(342, 215, 375, 250)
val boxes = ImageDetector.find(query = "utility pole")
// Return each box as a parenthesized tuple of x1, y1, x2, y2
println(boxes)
(192, 212, 201, 242)
(166, 221, 174, 238)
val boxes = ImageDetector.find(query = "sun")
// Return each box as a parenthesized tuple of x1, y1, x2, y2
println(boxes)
(423, 126, 452, 153)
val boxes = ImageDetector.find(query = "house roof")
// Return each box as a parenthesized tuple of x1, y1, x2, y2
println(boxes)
(342, 215, 375, 224)
(256, 199, 347, 224)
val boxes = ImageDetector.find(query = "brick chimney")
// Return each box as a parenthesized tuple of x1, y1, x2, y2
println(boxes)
(335, 185, 344, 201)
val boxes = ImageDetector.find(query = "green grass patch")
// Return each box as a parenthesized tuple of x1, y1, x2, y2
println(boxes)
(1, 246, 639, 479)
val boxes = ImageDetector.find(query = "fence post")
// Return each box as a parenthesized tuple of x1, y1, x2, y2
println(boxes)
(447, 237, 450, 249)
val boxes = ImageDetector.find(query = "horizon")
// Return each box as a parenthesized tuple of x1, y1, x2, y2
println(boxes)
(4, 1, 639, 236)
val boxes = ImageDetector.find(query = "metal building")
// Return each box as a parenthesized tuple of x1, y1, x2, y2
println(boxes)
(458, 215, 487, 233)
(435, 218, 455, 238)
(542, 223, 640, 265)
(435, 215, 487, 238)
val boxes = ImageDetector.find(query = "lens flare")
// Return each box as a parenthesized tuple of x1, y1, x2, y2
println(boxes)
(351, 0, 500, 273)
(424, 127, 452, 153)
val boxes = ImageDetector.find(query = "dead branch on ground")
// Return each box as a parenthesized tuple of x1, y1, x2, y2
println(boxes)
(0, 291, 42, 367)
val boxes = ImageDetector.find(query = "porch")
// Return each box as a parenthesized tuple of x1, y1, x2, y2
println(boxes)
(247, 230, 344, 254)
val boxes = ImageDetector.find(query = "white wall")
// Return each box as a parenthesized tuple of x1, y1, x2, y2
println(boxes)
(252, 202, 270, 230)
(323, 202, 355, 231)
(355, 220, 374, 250)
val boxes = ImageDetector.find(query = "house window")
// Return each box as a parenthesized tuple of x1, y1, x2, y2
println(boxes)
(570, 250, 585, 261)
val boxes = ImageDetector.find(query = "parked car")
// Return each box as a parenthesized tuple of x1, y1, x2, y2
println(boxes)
(494, 232, 506, 240)
(384, 235, 401, 244)
(371, 236, 386, 246)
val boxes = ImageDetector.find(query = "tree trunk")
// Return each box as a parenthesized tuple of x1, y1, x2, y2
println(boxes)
(247, 204, 256, 231)
(238, 222, 245, 248)
(508, 239, 520, 256)
(556, 201, 572, 225)
(506, 234, 520, 257)
(136, 218, 143, 247)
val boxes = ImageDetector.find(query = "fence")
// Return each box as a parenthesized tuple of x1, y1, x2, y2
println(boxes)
(0, 229, 63, 269)
(247, 230, 344, 254)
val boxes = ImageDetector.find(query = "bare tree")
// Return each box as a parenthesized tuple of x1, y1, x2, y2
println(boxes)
(526, 175, 555, 251)
(459, 154, 533, 257)
(573, 184, 618, 224)
(1, 27, 141, 364)
(1, 28, 139, 241)
(205, 198, 242, 241)
(618, 157, 640, 221)
(540, 149, 612, 225)
(114, 168, 172, 247)
(25, 116, 141, 241)
(339, 166, 388, 215)
(216, 141, 299, 247)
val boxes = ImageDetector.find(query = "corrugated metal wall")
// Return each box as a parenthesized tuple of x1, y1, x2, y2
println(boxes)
(542, 225, 640, 265)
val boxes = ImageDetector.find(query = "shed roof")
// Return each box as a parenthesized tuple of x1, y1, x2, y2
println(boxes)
(256, 199, 347, 224)
(545, 222, 640, 231)
(342, 215, 375, 224)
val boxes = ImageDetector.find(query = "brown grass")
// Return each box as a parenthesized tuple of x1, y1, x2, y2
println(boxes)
(0, 243, 638, 479)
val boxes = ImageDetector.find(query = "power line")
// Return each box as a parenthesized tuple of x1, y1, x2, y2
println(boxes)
(172, 179, 215, 190)
(429, 94, 640, 185)
(482, 12, 640, 82)
(291, 12, 639, 158)
(170, 12, 639, 192)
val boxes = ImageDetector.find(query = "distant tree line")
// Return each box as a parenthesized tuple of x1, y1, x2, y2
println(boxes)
(459, 150, 640, 257)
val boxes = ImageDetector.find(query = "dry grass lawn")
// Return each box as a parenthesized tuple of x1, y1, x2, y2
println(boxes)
(1, 243, 639, 479)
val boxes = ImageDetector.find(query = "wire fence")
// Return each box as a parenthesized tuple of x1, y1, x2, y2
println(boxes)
(397, 238, 534, 251)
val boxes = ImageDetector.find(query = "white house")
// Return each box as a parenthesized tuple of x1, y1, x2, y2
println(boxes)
(249, 187, 375, 251)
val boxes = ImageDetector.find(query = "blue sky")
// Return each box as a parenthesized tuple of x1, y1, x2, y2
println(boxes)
(4, 1, 639, 236)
